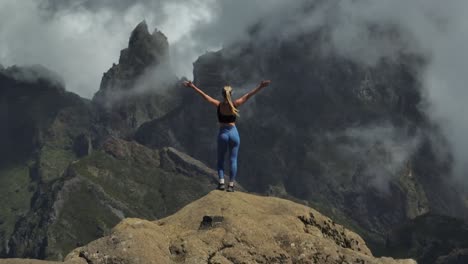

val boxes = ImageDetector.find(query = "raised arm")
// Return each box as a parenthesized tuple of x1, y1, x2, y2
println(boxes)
(183, 81, 220, 107)
(234, 80, 271, 107)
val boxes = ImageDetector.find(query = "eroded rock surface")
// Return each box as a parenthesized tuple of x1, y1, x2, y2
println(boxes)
(1, 191, 416, 264)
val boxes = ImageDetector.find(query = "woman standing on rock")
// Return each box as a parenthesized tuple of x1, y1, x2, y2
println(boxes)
(183, 80, 271, 192)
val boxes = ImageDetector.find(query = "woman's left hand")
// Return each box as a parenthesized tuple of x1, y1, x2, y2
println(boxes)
(183, 81, 194, 88)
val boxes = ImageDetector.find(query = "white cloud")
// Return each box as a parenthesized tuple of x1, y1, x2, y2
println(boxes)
(0, 0, 158, 98)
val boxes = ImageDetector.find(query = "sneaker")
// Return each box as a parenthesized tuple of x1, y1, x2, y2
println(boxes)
(227, 185, 235, 192)
(217, 183, 225, 191)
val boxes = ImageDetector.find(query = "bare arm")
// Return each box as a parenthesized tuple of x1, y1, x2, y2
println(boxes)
(183, 81, 220, 107)
(234, 80, 271, 107)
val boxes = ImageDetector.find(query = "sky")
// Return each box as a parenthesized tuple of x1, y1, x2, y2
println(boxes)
(1, 0, 468, 183)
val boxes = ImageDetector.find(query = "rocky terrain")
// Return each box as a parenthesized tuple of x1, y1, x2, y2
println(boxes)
(0, 191, 416, 264)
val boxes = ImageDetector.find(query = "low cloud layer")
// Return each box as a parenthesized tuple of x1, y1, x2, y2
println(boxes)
(1, 0, 468, 184)
(328, 124, 423, 192)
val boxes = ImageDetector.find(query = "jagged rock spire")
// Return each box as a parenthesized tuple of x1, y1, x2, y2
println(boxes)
(92, 21, 179, 138)
(94, 21, 171, 98)
(120, 20, 169, 75)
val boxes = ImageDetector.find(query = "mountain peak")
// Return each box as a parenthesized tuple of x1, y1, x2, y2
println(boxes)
(123, 20, 168, 69)
(95, 21, 170, 97)
(59, 191, 414, 264)
(128, 20, 150, 50)
(132, 20, 148, 33)
(128, 20, 168, 47)
(91, 21, 177, 136)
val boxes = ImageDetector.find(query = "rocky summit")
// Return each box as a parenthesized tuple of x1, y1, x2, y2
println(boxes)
(1, 191, 415, 264)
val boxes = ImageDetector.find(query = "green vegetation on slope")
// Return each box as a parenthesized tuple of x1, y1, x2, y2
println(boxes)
(0, 164, 37, 254)
(42, 139, 218, 260)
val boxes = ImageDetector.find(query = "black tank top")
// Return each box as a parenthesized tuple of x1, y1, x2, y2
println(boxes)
(217, 103, 236, 123)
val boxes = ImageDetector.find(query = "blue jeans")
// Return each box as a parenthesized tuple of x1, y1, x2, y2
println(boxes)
(217, 125, 240, 182)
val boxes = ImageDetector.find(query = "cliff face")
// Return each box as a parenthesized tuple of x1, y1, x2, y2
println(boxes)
(0, 65, 93, 258)
(1, 191, 417, 264)
(0, 65, 91, 171)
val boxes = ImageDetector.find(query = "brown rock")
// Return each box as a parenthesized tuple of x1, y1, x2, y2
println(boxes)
(2, 191, 416, 264)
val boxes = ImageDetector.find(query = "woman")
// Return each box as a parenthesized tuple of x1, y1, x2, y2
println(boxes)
(183, 80, 271, 192)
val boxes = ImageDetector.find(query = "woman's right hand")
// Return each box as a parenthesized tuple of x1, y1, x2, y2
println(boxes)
(259, 80, 271, 88)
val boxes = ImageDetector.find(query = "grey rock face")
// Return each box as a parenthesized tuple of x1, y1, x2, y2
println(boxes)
(92, 21, 180, 139)
(96, 21, 170, 96)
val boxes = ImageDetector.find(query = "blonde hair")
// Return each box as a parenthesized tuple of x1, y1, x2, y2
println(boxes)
(222, 86, 239, 116)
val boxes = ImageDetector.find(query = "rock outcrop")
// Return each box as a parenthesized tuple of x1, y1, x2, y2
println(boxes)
(1, 191, 416, 264)
(92, 21, 180, 138)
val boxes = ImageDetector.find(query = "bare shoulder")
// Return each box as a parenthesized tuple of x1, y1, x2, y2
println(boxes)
(233, 98, 244, 107)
